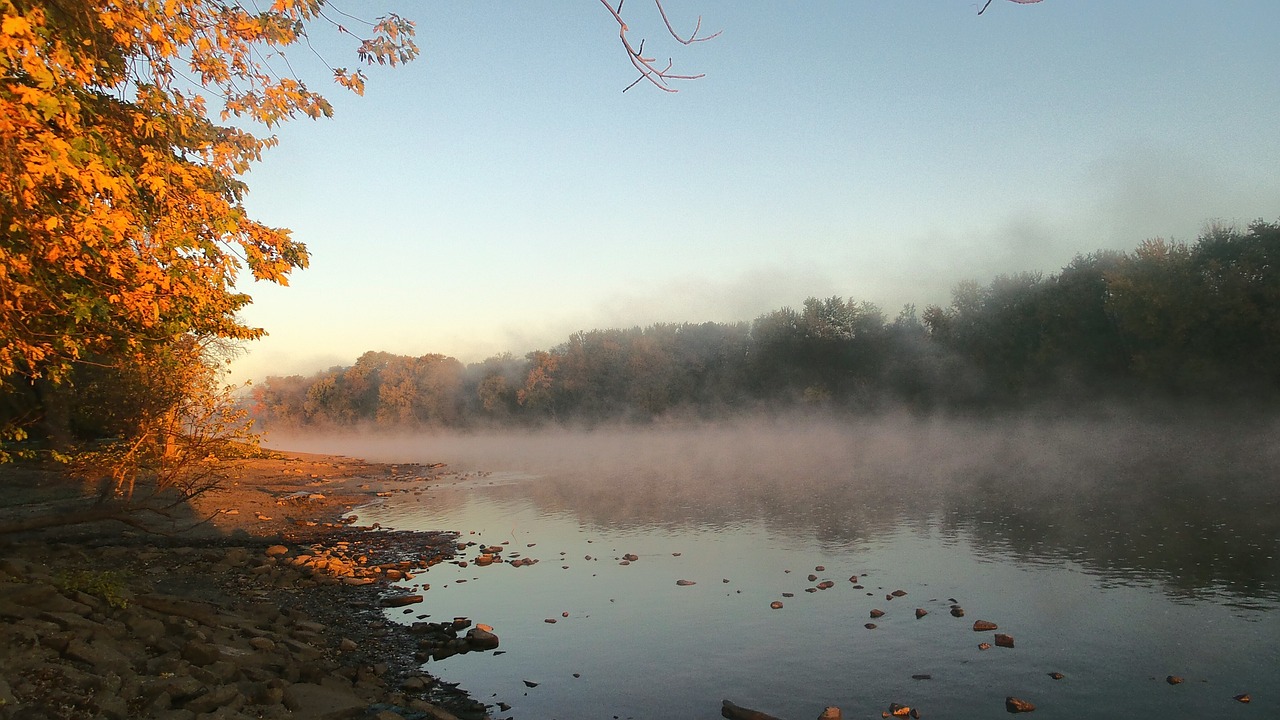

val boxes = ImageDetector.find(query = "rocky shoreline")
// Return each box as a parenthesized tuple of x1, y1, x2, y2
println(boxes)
(0, 453, 493, 720)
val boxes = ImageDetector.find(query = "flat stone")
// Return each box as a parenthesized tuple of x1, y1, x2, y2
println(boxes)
(64, 638, 133, 673)
(973, 620, 999, 631)
(282, 682, 367, 719)
(380, 594, 423, 608)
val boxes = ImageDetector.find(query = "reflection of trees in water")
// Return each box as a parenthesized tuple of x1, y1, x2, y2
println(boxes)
(494, 414, 1280, 604)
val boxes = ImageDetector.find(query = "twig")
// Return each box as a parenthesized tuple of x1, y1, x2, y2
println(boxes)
(598, 0, 719, 92)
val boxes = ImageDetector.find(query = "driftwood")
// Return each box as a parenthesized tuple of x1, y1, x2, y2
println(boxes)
(721, 701, 843, 720)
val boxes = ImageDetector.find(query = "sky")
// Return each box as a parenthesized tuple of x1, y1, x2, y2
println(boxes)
(228, 0, 1280, 383)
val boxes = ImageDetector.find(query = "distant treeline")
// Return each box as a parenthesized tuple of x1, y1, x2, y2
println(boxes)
(251, 221, 1280, 427)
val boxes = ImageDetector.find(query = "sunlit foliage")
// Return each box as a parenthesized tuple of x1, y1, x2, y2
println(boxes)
(0, 0, 415, 468)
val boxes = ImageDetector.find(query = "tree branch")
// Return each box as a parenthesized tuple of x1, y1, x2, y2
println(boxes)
(598, 0, 720, 92)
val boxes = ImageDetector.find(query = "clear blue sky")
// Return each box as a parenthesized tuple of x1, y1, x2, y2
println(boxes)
(230, 0, 1280, 383)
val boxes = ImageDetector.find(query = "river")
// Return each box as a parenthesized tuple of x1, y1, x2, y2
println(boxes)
(269, 412, 1280, 719)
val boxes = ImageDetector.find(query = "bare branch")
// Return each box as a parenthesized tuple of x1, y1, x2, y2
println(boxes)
(598, 0, 719, 93)
(979, 0, 1045, 15)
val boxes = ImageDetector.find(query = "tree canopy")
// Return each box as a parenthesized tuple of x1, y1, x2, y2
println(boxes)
(0, 0, 415, 385)
(0, 0, 417, 460)
(252, 222, 1280, 429)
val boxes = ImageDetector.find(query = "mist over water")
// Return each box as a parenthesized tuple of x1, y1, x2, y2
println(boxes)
(266, 411, 1280, 718)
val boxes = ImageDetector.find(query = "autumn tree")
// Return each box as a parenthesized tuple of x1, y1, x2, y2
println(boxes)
(0, 0, 415, 475)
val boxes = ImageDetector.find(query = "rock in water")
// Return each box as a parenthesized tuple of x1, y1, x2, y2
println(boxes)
(466, 627, 500, 650)
(721, 700, 783, 720)
(869, 608, 886, 618)
(380, 594, 423, 608)
(1166, 675, 1183, 685)
(1234, 693, 1251, 703)
(1005, 696, 1036, 713)
(994, 633, 1014, 648)
(676, 579, 697, 586)
(817, 707, 842, 720)
(973, 620, 999, 631)
(915, 608, 928, 619)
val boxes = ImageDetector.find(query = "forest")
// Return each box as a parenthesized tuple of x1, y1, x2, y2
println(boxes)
(250, 220, 1280, 429)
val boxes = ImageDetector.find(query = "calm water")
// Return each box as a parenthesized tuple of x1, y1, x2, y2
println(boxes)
(271, 414, 1280, 719)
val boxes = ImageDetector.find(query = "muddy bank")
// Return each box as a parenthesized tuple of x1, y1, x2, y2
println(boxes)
(0, 452, 492, 720)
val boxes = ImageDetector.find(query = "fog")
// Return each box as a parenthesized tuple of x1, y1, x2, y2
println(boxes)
(263, 410, 1280, 602)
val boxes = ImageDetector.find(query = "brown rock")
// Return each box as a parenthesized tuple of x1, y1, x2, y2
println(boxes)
(915, 608, 928, 619)
(182, 639, 222, 666)
(1048, 672, 1064, 680)
(818, 707, 841, 720)
(865, 623, 877, 629)
(1166, 675, 1183, 685)
(973, 620, 998, 631)
(676, 579, 697, 586)
(950, 606, 966, 617)
(770, 601, 784, 609)
(185, 684, 245, 714)
(64, 638, 132, 672)
(282, 682, 367, 719)
(891, 589, 907, 597)
(1005, 696, 1036, 713)
(466, 628, 500, 650)
(1234, 693, 1251, 703)
(994, 633, 1014, 648)
(978, 642, 992, 650)
(870, 609, 885, 618)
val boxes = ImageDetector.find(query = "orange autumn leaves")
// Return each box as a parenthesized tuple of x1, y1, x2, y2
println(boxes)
(0, 1, 416, 381)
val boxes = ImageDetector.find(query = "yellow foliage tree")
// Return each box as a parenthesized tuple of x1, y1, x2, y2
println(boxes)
(0, 1, 416, 456)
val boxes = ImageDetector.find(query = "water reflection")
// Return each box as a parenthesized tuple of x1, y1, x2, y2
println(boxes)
(275, 413, 1280, 606)
(300, 414, 1280, 719)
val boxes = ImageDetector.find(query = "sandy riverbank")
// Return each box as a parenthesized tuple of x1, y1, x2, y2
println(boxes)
(0, 451, 492, 720)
